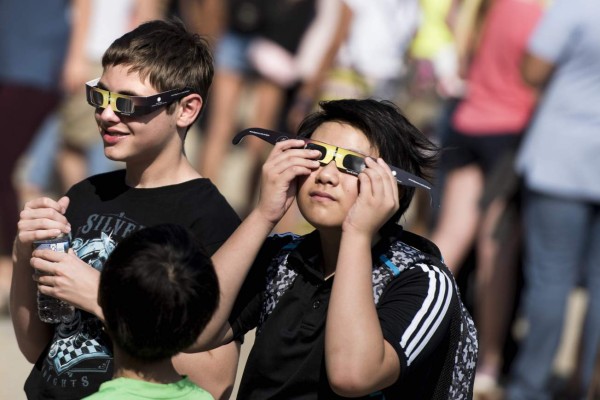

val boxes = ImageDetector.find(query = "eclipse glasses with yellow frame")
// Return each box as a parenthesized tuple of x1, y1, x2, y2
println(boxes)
(233, 127, 433, 191)
(85, 78, 195, 117)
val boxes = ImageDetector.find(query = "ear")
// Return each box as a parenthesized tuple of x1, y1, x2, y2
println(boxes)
(176, 93, 203, 129)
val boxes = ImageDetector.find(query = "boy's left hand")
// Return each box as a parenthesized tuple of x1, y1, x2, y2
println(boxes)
(343, 157, 399, 238)
(31, 249, 102, 318)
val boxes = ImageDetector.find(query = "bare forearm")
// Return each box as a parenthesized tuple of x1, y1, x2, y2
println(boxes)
(192, 139, 318, 350)
(132, 0, 166, 26)
(326, 233, 383, 370)
(10, 244, 53, 363)
(521, 52, 554, 90)
(174, 341, 240, 400)
(61, 0, 92, 93)
(302, 2, 353, 99)
(67, 0, 90, 62)
(325, 232, 398, 396)
(192, 209, 275, 350)
(176, 0, 225, 45)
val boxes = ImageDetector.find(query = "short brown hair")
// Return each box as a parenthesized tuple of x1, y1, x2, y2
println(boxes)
(102, 18, 214, 104)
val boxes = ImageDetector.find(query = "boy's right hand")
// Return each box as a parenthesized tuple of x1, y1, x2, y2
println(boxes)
(256, 139, 320, 224)
(14, 196, 71, 258)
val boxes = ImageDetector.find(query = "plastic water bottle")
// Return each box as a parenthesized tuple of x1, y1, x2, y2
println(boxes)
(33, 236, 76, 324)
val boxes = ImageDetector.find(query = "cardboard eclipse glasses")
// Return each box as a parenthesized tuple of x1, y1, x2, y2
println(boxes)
(85, 78, 195, 117)
(233, 127, 433, 191)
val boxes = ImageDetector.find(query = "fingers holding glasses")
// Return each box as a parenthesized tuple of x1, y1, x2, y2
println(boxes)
(375, 158, 400, 210)
(345, 158, 397, 236)
(266, 139, 321, 176)
(360, 158, 396, 194)
(356, 157, 399, 218)
(257, 140, 321, 224)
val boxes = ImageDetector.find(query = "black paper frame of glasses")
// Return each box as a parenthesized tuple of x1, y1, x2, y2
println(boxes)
(232, 127, 433, 191)
(85, 78, 195, 117)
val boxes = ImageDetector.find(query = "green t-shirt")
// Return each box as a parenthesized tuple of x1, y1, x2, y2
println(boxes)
(82, 376, 214, 400)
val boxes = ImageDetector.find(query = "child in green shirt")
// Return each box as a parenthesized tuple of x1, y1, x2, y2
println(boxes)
(84, 223, 219, 400)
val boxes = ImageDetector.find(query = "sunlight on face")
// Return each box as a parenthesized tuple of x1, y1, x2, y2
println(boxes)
(95, 65, 179, 165)
(297, 121, 378, 230)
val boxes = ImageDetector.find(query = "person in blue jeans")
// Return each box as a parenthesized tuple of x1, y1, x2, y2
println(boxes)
(506, 0, 600, 398)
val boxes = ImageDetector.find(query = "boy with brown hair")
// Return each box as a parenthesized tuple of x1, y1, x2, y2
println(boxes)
(10, 19, 240, 399)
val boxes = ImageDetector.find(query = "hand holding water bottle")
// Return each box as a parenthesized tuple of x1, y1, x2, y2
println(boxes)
(32, 236, 75, 324)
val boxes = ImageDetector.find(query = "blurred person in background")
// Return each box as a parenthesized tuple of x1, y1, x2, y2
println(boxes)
(403, 0, 465, 140)
(400, 0, 465, 236)
(175, 0, 225, 49)
(505, 0, 600, 398)
(286, 0, 353, 133)
(0, 0, 81, 315)
(328, 0, 420, 103)
(289, 0, 421, 124)
(196, 0, 317, 217)
(426, 0, 545, 396)
(269, 0, 353, 234)
(280, 0, 422, 234)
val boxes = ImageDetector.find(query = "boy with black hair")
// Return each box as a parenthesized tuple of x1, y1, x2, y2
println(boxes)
(10, 19, 240, 399)
(192, 98, 478, 399)
(84, 223, 219, 399)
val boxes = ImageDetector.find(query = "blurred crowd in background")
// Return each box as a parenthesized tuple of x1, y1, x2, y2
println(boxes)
(1, 0, 599, 399)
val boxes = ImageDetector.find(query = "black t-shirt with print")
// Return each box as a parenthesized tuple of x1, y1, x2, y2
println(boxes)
(230, 226, 477, 399)
(24, 170, 240, 400)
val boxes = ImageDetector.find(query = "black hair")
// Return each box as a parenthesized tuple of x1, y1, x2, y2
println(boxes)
(99, 223, 219, 362)
(297, 98, 439, 226)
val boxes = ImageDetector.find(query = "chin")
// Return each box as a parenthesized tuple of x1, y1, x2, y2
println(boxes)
(103, 147, 132, 163)
(104, 153, 120, 162)
(299, 203, 341, 226)
(302, 212, 344, 231)
(103, 150, 124, 162)
(311, 222, 343, 233)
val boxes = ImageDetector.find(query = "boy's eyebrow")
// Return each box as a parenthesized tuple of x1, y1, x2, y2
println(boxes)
(96, 81, 142, 97)
(118, 90, 141, 97)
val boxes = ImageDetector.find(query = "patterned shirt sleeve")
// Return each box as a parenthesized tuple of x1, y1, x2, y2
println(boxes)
(229, 233, 297, 339)
(377, 262, 456, 375)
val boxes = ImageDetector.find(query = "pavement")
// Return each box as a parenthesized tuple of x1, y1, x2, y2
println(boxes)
(0, 312, 254, 400)
(0, 314, 30, 400)
(1, 292, 587, 399)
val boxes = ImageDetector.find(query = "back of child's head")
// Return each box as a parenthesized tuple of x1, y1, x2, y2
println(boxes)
(99, 223, 219, 362)
(102, 18, 213, 102)
(297, 98, 438, 224)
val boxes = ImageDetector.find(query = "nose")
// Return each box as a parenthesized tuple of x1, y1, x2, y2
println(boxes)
(96, 105, 121, 124)
(315, 159, 340, 185)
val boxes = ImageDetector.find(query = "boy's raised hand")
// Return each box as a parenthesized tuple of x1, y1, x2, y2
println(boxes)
(256, 139, 320, 225)
(343, 157, 400, 238)
(15, 196, 71, 258)
(11, 196, 74, 360)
